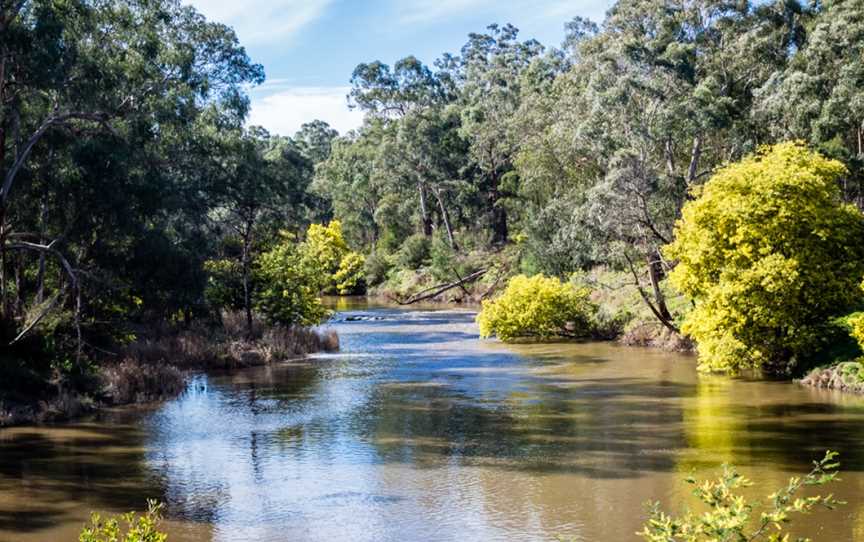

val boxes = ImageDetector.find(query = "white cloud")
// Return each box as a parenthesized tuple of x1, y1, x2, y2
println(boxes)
(398, 0, 489, 23)
(186, 0, 332, 44)
(247, 87, 365, 136)
(396, 0, 611, 26)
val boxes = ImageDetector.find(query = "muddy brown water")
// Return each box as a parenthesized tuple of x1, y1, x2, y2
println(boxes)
(2, 299, 864, 541)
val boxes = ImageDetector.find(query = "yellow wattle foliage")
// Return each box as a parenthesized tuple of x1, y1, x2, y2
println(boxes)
(302, 220, 366, 295)
(476, 274, 596, 341)
(665, 142, 864, 373)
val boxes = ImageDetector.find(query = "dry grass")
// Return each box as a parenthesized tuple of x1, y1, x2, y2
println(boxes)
(100, 360, 186, 405)
(103, 311, 340, 406)
(260, 325, 340, 360)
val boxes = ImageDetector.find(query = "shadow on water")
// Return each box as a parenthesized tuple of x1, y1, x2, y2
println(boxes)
(0, 421, 167, 532)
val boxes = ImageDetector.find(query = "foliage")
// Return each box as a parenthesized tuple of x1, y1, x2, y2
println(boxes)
(639, 451, 843, 542)
(6, 0, 864, 394)
(363, 252, 393, 287)
(397, 234, 432, 270)
(203, 258, 245, 311)
(848, 311, 864, 353)
(300, 221, 366, 294)
(334, 252, 366, 295)
(254, 234, 329, 327)
(665, 143, 864, 374)
(477, 274, 596, 341)
(79, 500, 167, 542)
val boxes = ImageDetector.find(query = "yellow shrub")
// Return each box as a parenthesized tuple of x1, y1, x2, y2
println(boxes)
(849, 313, 864, 351)
(334, 251, 366, 295)
(477, 274, 596, 341)
(300, 220, 366, 294)
(665, 142, 864, 373)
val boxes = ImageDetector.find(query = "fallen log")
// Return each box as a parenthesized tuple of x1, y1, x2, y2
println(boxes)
(393, 268, 488, 305)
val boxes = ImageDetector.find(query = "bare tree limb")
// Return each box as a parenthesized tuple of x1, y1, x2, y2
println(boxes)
(394, 268, 488, 305)
(1, 111, 110, 207)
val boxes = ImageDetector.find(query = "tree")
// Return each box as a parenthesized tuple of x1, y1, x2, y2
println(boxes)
(0, 0, 263, 364)
(665, 142, 864, 374)
(207, 127, 311, 337)
(755, 0, 864, 206)
(293, 120, 339, 164)
(349, 56, 452, 118)
(254, 233, 328, 327)
(510, 0, 801, 330)
(299, 220, 365, 295)
(456, 24, 545, 244)
(313, 121, 392, 249)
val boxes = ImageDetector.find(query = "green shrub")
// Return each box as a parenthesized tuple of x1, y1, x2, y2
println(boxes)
(79, 500, 167, 542)
(429, 234, 457, 282)
(363, 251, 392, 286)
(665, 142, 864, 374)
(848, 312, 864, 351)
(398, 234, 431, 270)
(477, 274, 596, 341)
(203, 258, 245, 311)
(254, 234, 329, 327)
(639, 451, 843, 542)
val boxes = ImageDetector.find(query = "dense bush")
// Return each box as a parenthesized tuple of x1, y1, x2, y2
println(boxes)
(363, 252, 393, 286)
(849, 311, 864, 351)
(300, 221, 366, 295)
(397, 234, 431, 270)
(254, 234, 330, 327)
(334, 251, 366, 295)
(203, 258, 246, 311)
(477, 274, 596, 341)
(640, 451, 842, 542)
(665, 142, 864, 374)
(79, 500, 167, 542)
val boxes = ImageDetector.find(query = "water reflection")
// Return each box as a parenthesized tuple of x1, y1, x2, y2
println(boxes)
(3, 306, 864, 541)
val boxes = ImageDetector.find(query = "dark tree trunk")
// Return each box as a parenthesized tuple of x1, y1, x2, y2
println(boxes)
(489, 171, 508, 244)
(241, 219, 254, 339)
(646, 250, 673, 324)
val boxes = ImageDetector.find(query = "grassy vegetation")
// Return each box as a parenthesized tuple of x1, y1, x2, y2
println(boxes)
(1, 310, 339, 426)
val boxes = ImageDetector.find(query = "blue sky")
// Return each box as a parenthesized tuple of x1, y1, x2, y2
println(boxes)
(187, 0, 613, 136)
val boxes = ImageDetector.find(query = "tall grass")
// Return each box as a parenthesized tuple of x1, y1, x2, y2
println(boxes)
(100, 311, 339, 406)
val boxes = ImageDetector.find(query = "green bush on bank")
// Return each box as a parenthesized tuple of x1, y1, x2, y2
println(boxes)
(477, 274, 597, 341)
(397, 234, 432, 270)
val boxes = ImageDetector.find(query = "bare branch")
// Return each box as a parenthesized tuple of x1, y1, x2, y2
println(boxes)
(1, 111, 110, 207)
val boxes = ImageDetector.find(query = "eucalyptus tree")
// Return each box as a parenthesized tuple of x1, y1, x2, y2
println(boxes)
(0, 0, 263, 358)
(511, 0, 800, 331)
(454, 24, 545, 244)
(755, 0, 864, 205)
(349, 56, 457, 239)
(379, 107, 472, 250)
(293, 120, 339, 164)
(208, 127, 315, 338)
(313, 120, 393, 249)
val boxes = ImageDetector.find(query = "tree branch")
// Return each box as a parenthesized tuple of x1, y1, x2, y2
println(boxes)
(1, 111, 110, 207)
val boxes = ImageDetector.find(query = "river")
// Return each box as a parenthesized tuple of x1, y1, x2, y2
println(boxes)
(2, 300, 864, 541)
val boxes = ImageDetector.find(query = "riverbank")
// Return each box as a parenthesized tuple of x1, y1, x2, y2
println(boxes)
(0, 313, 339, 428)
(374, 265, 696, 353)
